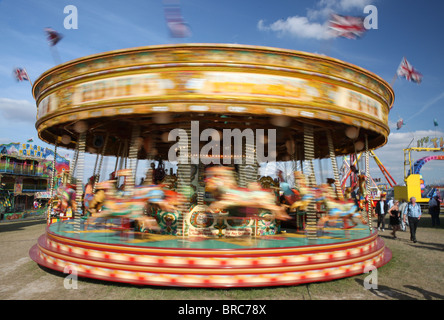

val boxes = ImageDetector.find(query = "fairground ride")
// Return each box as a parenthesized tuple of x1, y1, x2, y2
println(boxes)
(340, 150, 397, 199)
(394, 147, 444, 206)
(29, 43, 394, 288)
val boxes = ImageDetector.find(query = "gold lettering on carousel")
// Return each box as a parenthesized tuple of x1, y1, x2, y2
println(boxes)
(38, 95, 51, 118)
(348, 91, 380, 118)
(141, 77, 152, 93)
(209, 80, 305, 99)
(79, 76, 164, 103)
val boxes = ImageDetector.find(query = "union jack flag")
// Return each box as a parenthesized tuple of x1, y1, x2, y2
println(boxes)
(397, 57, 423, 83)
(328, 14, 366, 39)
(13, 68, 29, 81)
(44, 27, 63, 46)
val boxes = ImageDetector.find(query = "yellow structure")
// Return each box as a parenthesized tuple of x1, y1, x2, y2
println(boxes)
(394, 174, 428, 203)
(394, 147, 444, 204)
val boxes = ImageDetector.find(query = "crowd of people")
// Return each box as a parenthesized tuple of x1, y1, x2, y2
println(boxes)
(374, 193, 441, 243)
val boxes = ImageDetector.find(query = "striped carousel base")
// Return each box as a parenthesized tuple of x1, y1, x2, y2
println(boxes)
(29, 220, 391, 288)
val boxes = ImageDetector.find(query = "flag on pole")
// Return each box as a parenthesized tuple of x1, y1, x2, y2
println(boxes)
(44, 27, 63, 46)
(434, 118, 439, 127)
(328, 14, 366, 39)
(163, 0, 191, 38)
(397, 57, 423, 83)
(13, 68, 30, 82)
(396, 118, 404, 130)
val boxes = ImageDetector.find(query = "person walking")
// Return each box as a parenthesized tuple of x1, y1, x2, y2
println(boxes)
(388, 197, 394, 209)
(375, 194, 388, 231)
(388, 200, 401, 238)
(429, 195, 441, 227)
(387, 197, 394, 229)
(404, 197, 422, 243)
(398, 199, 408, 231)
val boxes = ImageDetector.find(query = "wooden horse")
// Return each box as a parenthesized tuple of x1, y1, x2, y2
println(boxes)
(53, 184, 77, 218)
(205, 166, 291, 221)
(86, 165, 185, 230)
(289, 171, 322, 211)
(85, 180, 159, 231)
(317, 184, 367, 230)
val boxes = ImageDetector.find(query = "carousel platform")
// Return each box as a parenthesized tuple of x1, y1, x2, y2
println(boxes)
(29, 219, 391, 288)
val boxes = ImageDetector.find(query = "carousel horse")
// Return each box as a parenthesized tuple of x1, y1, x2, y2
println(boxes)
(289, 172, 323, 211)
(317, 184, 367, 230)
(83, 175, 97, 216)
(85, 181, 107, 216)
(356, 173, 376, 213)
(85, 180, 160, 231)
(343, 187, 352, 200)
(358, 173, 366, 196)
(86, 169, 184, 232)
(205, 166, 291, 221)
(140, 168, 184, 213)
(279, 182, 301, 209)
(53, 184, 77, 218)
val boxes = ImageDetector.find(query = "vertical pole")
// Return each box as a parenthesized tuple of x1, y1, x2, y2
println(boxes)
(116, 140, 127, 187)
(46, 143, 58, 225)
(93, 133, 109, 193)
(245, 137, 257, 237)
(244, 136, 257, 186)
(304, 124, 317, 239)
(237, 142, 247, 188)
(127, 126, 140, 194)
(92, 153, 100, 178)
(114, 141, 122, 174)
(326, 130, 343, 199)
(69, 146, 79, 184)
(176, 123, 191, 238)
(75, 132, 86, 230)
(365, 134, 373, 232)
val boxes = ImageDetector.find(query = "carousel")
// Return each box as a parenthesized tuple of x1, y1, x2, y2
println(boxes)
(29, 43, 393, 288)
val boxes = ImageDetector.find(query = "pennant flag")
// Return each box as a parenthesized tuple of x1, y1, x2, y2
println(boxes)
(397, 57, 423, 83)
(328, 14, 366, 39)
(13, 68, 29, 82)
(27, 138, 33, 143)
(434, 118, 439, 127)
(396, 118, 404, 130)
(44, 27, 63, 46)
(163, 0, 191, 38)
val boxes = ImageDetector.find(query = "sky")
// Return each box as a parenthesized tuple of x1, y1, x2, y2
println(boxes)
(0, 0, 443, 187)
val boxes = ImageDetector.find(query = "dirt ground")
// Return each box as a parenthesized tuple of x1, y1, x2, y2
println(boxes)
(1, 216, 443, 301)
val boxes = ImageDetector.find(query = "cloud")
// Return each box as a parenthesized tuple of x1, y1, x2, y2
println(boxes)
(0, 98, 36, 124)
(258, 0, 374, 40)
(257, 17, 331, 40)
